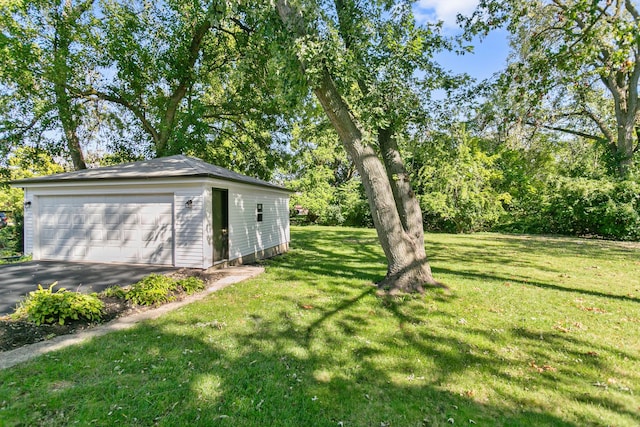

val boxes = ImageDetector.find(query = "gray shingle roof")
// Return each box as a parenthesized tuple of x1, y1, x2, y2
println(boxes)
(12, 155, 289, 191)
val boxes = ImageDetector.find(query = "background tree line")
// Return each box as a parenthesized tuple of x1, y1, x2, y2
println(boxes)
(1, 1, 638, 286)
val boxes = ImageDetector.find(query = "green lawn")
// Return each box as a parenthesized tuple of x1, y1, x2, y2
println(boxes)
(0, 226, 638, 426)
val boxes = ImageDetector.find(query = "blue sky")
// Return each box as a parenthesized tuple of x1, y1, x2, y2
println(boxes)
(413, 0, 511, 81)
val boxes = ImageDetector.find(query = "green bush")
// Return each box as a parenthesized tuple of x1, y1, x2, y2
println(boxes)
(176, 277, 205, 294)
(506, 178, 640, 240)
(0, 225, 20, 258)
(15, 283, 104, 325)
(125, 274, 177, 306)
(100, 285, 127, 299)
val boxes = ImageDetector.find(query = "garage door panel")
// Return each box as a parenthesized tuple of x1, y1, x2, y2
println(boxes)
(37, 195, 173, 265)
(89, 230, 103, 241)
(57, 214, 72, 227)
(86, 214, 101, 225)
(72, 214, 84, 226)
(143, 228, 169, 242)
(72, 246, 87, 257)
(122, 214, 139, 226)
(105, 214, 120, 224)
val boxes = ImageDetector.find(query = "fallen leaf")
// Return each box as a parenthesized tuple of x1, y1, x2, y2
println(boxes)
(530, 361, 557, 373)
(580, 306, 606, 313)
(553, 324, 570, 333)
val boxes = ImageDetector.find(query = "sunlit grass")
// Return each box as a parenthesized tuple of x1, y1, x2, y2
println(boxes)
(0, 226, 638, 426)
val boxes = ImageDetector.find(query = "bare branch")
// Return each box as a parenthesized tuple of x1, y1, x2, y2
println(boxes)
(526, 120, 610, 144)
(74, 87, 160, 143)
(625, 0, 640, 20)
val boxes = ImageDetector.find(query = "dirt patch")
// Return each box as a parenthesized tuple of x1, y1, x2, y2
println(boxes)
(0, 268, 225, 353)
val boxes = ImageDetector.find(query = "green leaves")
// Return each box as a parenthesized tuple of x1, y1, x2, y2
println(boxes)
(474, 0, 640, 177)
(15, 283, 104, 326)
(125, 274, 205, 306)
(412, 126, 507, 233)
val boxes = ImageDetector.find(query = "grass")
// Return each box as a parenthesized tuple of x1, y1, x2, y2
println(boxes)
(0, 226, 638, 426)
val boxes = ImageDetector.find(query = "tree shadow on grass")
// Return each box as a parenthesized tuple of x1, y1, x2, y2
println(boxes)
(0, 316, 589, 426)
(282, 228, 638, 306)
(5, 227, 638, 424)
(431, 266, 639, 304)
(1, 270, 638, 426)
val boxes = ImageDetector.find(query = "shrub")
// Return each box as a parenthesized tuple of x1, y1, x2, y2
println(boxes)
(125, 274, 177, 306)
(506, 178, 640, 240)
(176, 277, 205, 294)
(15, 283, 104, 325)
(100, 285, 127, 299)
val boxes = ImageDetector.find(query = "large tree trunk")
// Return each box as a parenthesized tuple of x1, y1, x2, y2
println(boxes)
(154, 16, 213, 156)
(275, 0, 440, 293)
(378, 129, 423, 241)
(52, 0, 92, 171)
(616, 119, 636, 177)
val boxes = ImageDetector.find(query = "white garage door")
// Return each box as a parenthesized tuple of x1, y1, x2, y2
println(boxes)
(37, 195, 174, 265)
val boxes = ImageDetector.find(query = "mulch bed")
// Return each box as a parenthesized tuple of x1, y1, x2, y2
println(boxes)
(0, 268, 225, 352)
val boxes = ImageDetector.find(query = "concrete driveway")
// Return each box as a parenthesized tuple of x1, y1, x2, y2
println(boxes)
(0, 261, 177, 316)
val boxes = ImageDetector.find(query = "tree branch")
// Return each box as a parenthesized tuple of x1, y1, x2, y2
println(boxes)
(74, 87, 160, 143)
(157, 17, 213, 154)
(625, 0, 639, 20)
(526, 120, 610, 144)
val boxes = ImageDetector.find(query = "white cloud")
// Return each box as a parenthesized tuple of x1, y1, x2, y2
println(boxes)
(414, 0, 479, 28)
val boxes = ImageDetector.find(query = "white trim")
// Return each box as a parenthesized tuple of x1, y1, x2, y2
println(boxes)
(19, 176, 290, 268)
(13, 177, 292, 196)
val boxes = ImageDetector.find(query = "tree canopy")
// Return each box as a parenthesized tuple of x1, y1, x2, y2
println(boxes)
(467, 0, 640, 177)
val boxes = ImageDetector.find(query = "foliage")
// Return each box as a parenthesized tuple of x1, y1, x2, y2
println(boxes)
(287, 103, 370, 226)
(0, 254, 31, 265)
(412, 127, 509, 233)
(527, 178, 640, 240)
(88, 0, 301, 179)
(0, 0, 100, 169)
(0, 227, 638, 425)
(124, 274, 204, 306)
(100, 286, 127, 299)
(467, 0, 640, 177)
(0, 224, 19, 258)
(14, 283, 104, 326)
(0, 147, 64, 256)
(125, 274, 177, 306)
(175, 277, 205, 295)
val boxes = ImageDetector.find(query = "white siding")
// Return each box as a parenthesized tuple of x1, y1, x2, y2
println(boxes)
(203, 188, 214, 266)
(23, 189, 34, 255)
(227, 186, 290, 261)
(174, 190, 206, 268)
(17, 178, 289, 268)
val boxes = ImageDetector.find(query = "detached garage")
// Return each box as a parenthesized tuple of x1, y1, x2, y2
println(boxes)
(12, 155, 291, 269)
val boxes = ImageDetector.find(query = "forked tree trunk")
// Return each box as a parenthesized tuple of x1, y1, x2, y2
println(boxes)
(275, 0, 441, 293)
(52, 1, 89, 170)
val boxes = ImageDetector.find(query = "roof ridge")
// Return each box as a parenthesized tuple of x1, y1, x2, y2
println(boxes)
(11, 155, 291, 192)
